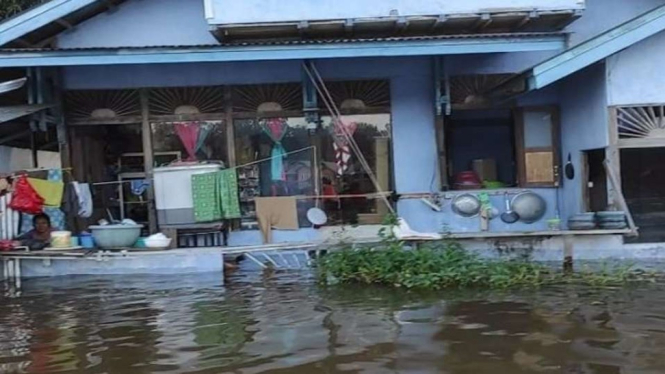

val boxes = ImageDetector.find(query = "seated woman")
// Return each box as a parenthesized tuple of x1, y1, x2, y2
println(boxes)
(14, 213, 53, 251)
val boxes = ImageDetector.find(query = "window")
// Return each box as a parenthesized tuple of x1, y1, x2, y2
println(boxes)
(231, 83, 316, 229)
(319, 113, 392, 224)
(316, 80, 393, 225)
(230, 81, 393, 227)
(444, 107, 560, 189)
(151, 121, 228, 165)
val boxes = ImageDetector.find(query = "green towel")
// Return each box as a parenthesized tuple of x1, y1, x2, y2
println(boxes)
(192, 170, 241, 222)
(218, 169, 241, 219)
(192, 173, 222, 222)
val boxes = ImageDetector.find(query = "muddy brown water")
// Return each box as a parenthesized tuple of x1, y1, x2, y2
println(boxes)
(1, 271, 665, 373)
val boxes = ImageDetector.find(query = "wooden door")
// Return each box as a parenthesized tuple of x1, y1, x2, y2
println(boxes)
(515, 107, 561, 187)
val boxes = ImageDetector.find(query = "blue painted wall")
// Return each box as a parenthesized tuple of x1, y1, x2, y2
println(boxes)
(607, 29, 665, 106)
(559, 63, 609, 222)
(565, 0, 664, 46)
(58, 0, 217, 48)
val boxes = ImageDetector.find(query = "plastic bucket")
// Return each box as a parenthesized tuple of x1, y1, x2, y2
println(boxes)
(51, 231, 72, 248)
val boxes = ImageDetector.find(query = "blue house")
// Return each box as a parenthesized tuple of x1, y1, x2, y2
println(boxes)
(1, 0, 664, 259)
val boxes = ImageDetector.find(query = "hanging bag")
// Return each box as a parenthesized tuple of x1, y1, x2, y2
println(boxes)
(9, 175, 44, 215)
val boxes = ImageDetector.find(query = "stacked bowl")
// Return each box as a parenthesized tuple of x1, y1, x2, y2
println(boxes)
(596, 211, 628, 230)
(568, 213, 597, 231)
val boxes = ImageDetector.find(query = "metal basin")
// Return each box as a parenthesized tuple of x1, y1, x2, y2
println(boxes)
(511, 192, 547, 224)
(452, 194, 481, 218)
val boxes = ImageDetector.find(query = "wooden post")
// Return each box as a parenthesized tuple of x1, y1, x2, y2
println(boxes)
(563, 234, 574, 273)
(30, 132, 38, 168)
(224, 86, 236, 168)
(603, 159, 638, 235)
(53, 68, 72, 171)
(140, 89, 158, 234)
(375, 137, 390, 216)
(606, 107, 621, 208)
(435, 115, 448, 189)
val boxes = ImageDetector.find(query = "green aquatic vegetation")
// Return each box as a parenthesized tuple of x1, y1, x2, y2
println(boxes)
(316, 239, 656, 290)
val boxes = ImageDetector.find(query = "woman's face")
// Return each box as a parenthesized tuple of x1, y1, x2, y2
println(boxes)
(34, 218, 51, 234)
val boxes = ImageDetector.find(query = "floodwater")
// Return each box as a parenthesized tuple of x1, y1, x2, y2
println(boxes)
(1, 271, 665, 374)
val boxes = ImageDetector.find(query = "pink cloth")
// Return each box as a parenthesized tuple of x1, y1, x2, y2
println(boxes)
(175, 122, 200, 161)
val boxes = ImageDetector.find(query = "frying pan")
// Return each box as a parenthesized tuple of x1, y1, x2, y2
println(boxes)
(565, 153, 575, 180)
(501, 193, 519, 224)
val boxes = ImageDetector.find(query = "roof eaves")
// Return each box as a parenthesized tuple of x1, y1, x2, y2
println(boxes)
(0, 0, 98, 46)
(491, 3, 665, 98)
(0, 33, 567, 67)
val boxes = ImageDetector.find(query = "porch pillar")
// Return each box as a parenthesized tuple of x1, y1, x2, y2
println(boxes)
(140, 89, 158, 234)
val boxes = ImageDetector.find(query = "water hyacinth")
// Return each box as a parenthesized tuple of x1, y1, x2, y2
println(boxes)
(316, 239, 655, 290)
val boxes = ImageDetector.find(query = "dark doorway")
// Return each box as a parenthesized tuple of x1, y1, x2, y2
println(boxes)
(446, 110, 516, 187)
(584, 149, 608, 212)
(621, 147, 665, 243)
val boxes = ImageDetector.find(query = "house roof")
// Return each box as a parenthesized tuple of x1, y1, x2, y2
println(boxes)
(0, 0, 577, 48)
(212, 10, 582, 43)
(492, 4, 665, 95)
(0, 0, 126, 47)
(0, 33, 566, 67)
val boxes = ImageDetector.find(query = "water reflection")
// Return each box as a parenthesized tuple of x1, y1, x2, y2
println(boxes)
(0, 273, 664, 373)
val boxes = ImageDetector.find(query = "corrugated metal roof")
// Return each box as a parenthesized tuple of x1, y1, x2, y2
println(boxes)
(0, 104, 52, 123)
(0, 32, 566, 67)
(0, 32, 565, 52)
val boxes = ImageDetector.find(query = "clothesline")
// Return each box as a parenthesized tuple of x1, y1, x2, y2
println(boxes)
(230, 146, 316, 170)
(2, 167, 73, 178)
(91, 146, 317, 187)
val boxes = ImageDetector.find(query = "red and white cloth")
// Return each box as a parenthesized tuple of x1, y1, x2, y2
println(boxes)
(332, 120, 358, 176)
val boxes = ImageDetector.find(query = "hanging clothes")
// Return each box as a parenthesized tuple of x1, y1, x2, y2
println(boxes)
(175, 122, 201, 161)
(194, 122, 213, 156)
(62, 182, 80, 217)
(218, 169, 241, 219)
(76, 183, 93, 218)
(331, 120, 358, 176)
(27, 178, 64, 207)
(130, 179, 150, 197)
(192, 172, 222, 223)
(21, 170, 66, 233)
(255, 197, 299, 244)
(192, 170, 241, 223)
(0, 178, 9, 196)
(261, 118, 288, 181)
(270, 145, 286, 181)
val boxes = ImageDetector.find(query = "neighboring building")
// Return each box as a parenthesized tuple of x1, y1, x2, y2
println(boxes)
(0, 0, 664, 253)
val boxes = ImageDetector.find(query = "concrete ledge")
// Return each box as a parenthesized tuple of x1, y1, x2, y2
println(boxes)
(2, 249, 225, 278)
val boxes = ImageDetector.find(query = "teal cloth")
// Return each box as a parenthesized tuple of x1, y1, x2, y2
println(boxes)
(195, 123, 213, 155)
(271, 144, 286, 181)
(192, 170, 241, 222)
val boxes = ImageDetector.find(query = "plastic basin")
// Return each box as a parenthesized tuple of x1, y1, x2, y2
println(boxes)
(89, 225, 143, 248)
